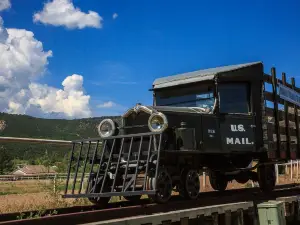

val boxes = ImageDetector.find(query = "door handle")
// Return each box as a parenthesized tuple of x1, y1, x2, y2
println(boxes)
(250, 125, 256, 128)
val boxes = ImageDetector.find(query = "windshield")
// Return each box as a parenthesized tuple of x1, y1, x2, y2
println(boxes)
(156, 92, 215, 111)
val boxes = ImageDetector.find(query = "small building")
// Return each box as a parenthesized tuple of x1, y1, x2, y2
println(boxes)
(12, 165, 57, 176)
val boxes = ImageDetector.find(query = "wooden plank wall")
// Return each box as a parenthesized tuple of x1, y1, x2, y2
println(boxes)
(263, 68, 300, 160)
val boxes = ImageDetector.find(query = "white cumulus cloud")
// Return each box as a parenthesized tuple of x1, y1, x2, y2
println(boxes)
(27, 75, 91, 118)
(0, 0, 11, 11)
(97, 101, 116, 108)
(33, 0, 103, 29)
(0, 16, 92, 119)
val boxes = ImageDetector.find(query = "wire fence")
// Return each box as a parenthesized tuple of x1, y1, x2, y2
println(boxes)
(276, 159, 300, 183)
(0, 173, 90, 181)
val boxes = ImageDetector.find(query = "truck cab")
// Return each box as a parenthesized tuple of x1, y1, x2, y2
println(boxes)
(148, 62, 264, 155)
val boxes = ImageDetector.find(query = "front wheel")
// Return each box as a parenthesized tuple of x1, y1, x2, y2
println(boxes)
(257, 163, 276, 193)
(235, 171, 250, 184)
(147, 168, 173, 204)
(209, 171, 228, 191)
(87, 176, 111, 207)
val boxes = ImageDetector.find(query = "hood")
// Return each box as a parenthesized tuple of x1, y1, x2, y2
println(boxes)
(121, 104, 211, 135)
(122, 104, 212, 118)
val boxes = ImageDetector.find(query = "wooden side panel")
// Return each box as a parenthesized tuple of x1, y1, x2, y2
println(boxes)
(291, 77, 300, 159)
(263, 69, 300, 160)
(282, 72, 290, 159)
(272, 68, 281, 158)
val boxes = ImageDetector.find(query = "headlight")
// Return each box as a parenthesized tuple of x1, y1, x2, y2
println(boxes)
(97, 119, 116, 138)
(148, 112, 168, 132)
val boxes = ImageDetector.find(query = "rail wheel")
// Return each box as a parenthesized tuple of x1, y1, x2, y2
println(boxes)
(179, 169, 200, 200)
(209, 171, 228, 191)
(257, 163, 276, 193)
(87, 176, 111, 207)
(148, 168, 173, 204)
(235, 172, 249, 184)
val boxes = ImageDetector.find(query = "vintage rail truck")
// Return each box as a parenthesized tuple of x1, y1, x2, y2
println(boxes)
(62, 61, 300, 205)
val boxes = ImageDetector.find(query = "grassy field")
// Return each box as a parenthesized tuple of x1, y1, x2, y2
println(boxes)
(0, 179, 93, 214)
(0, 177, 257, 214)
(0, 178, 137, 214)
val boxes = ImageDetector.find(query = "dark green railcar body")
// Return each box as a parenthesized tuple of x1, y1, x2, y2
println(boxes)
(63, 61, 300, 204)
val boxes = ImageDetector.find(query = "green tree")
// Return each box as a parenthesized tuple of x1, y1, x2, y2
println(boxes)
(0, 112, 121, 166)
(36, 149, 54, 173)
(0, 146, 14, 175)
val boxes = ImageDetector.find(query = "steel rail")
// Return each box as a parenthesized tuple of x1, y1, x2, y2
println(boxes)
(0, 183, 299, 225)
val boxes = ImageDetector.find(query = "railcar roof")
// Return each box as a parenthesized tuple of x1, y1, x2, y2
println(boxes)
(152, 61, 262, 90)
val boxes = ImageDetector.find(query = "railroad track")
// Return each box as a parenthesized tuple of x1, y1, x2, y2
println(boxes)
(0, 183, 299, 225)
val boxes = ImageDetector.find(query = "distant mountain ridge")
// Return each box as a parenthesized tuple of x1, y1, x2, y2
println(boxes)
(0, 112, 122, 161)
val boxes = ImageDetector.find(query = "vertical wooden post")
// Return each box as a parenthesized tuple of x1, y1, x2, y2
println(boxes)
(53, 174, 57, 194)
(237, 209, 244, 225)
(297, 160, 299, 181)
(248, 207, 259, 225)
(282, 72, 290, 159)
(224, 210, 231, 225)
(180, 217, 189, 225)
(272, 67, 280, 158)
(291, 77, 300, 159)
(291, 201, 295, 220)
(296, 199, 300, 221)
(212, 212, 219, 225)
(285, 202, 290, 217)
(275, 164, 279, 184)
(197, 215, 205, 224)
(293, 200, 299, 222)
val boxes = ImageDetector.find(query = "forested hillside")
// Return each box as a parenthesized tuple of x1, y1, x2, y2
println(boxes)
(0, 112, 121, 172)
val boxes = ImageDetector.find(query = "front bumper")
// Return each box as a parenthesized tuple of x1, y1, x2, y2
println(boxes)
(62, 131, 163, 199)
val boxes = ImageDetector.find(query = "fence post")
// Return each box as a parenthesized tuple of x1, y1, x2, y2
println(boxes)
(81, 177, 85, 191)
(297, 160, 299, 181)
(275, 164, 279, 184)
(291, 160, 293, 181)
(53, 174, 57, 194)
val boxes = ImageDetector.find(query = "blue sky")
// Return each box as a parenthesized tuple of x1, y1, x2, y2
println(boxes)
(1, 0, 300, 118)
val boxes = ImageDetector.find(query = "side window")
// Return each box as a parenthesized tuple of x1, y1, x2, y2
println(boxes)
(218, 83, 250, 113)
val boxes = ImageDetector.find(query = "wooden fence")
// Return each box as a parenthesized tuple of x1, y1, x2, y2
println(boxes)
(0, 173, 90, 181)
